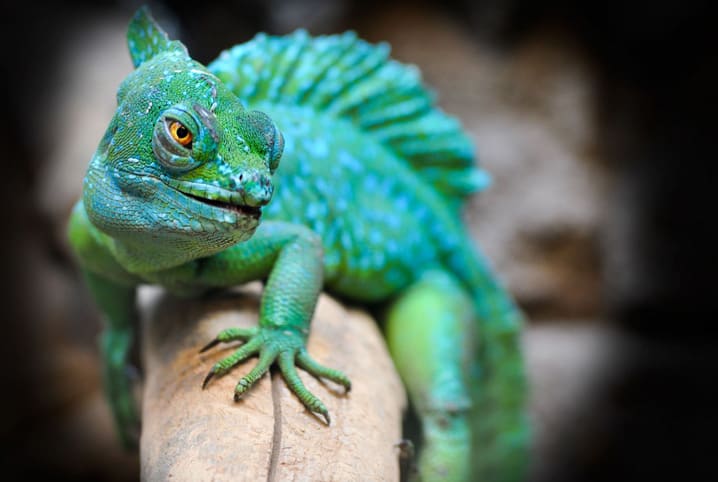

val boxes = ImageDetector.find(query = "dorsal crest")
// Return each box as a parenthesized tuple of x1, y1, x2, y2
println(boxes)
(209, 31, 490, 209)
(127, 6, 188, 68)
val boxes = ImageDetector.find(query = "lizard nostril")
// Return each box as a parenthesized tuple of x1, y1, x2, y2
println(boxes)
(239, 173, 244, 182)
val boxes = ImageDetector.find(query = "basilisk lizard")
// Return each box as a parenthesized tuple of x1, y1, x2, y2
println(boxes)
(68, 7, 529, 480)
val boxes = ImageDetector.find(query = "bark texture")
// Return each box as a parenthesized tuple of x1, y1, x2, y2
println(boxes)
(139, 285, 406, 481)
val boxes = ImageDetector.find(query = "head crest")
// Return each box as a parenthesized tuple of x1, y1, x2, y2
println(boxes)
(127, 6, 188, 67)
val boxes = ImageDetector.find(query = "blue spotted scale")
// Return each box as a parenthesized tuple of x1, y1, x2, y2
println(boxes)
(68, 7, 529, 481)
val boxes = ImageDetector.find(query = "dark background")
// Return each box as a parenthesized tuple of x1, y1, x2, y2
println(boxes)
(2, 0, 716, 480)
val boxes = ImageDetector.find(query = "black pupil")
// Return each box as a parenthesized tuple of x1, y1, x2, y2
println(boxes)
(176, 125, 189, 139)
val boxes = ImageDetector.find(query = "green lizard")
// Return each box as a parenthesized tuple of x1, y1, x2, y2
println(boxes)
(68, 7, 528, 481)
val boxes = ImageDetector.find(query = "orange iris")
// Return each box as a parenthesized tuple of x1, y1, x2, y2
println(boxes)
(169, 121, 193, 147)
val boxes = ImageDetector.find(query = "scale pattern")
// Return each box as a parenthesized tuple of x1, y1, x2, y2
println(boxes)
(209, 30, 491, 211)
(69, 8, 529, 479)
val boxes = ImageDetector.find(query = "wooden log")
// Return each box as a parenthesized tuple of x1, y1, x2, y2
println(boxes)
(139, 284, 407, 481)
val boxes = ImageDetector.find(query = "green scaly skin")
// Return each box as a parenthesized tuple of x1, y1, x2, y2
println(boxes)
(68, 7, 529, 480)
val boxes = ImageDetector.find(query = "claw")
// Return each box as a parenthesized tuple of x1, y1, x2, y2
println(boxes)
(202, 369, 216, 389)
(199, 338, 221, 353)
(234, 378, 252, 401)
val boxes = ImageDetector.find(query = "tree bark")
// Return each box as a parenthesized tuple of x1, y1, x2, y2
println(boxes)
(139, 284, 406, 481)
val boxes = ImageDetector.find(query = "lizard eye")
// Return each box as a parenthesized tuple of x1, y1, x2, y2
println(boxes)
(152, 104, 217, 172)
(168, 120, 193, 148)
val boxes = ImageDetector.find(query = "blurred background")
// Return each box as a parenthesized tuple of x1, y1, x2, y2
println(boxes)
(2, 0, 715, 480)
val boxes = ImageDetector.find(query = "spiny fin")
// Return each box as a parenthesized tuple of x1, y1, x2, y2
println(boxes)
(209, 31, 490, 206)
(127, 6, 188, 68)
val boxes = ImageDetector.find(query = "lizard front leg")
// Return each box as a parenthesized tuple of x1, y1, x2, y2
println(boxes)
(198, 221, 350, 422)
(69, 203, 142, 448)
(82, 270, 140, 448)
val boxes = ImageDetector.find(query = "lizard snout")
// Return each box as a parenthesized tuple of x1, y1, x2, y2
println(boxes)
(234, 170, 273, 207)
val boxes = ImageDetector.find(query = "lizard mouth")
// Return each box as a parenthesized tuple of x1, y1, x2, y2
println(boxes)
(160, 177, 263, 221)
(183, 192, 262, 219)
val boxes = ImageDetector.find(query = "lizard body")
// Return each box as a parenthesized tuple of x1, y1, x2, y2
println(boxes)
(68, 8, 528, 481)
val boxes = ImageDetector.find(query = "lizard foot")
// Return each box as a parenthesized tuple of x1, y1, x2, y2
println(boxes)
(201, 327, 351, 424)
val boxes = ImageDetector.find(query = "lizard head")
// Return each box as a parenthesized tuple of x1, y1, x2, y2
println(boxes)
(84, 7, 283, 263)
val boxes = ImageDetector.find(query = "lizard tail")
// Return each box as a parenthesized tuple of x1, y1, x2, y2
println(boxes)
(449, 240, 531, 481)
